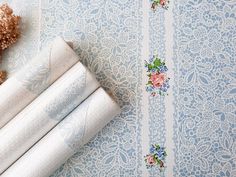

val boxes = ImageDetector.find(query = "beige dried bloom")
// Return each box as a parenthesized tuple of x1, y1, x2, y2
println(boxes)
(0, 4, 20, 50)
(0, 70, 7, 85)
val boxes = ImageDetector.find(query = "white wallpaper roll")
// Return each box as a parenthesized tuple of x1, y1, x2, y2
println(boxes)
(0, 37, 79, 128)
(2, 88, 121, 177)
(0, 62, 100, 174)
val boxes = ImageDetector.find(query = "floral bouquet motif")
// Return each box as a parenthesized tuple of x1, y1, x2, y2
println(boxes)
(144, 144, 167, 170)
(151, 0, 170, 10)
(145, 54, 170, 96)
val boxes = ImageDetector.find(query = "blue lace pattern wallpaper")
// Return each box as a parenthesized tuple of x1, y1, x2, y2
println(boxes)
(173, 0, 236, 176)
(2, 0, 236, 176)
(41, 0, 143, 176)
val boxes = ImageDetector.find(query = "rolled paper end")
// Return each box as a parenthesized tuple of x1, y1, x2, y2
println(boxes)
(55, 87, 121, 152)
(55, 36, 73, 49)
(80, 88, 121, 147)
(107, 90, 115, 100)
(0, 88, 121, 177)
(96, 88, 121, 114)
(66, 42, 73, 49)
(53, 36, 74, 51)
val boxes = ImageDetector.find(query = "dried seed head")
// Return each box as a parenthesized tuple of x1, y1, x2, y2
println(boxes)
(0, 70, 7, 84)
(0, 4, 21, 50)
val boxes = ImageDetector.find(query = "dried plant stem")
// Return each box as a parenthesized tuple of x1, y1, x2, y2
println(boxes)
(0, 70, 7, 85)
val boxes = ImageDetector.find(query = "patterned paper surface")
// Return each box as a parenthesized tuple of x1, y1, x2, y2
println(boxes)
(173, 1, 236, 176)
(3, 0, 236, 176)
(39, 1, 143, 176)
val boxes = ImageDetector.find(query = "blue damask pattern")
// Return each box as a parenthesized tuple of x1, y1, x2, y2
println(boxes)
(15, 47, 51, 94)
(148, 9, 166, 177)
(45, 69, 86, 121)
(40, 0, 143, 176)
(58, 98, 89, 152)
(173, 0, 236, 176)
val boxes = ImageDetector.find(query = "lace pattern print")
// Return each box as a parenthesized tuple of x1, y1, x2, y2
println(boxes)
(15, 46, 52, 94)
(173, 0, 236, 176)
(45, 68, 86, 121)
(58, 99, 90, 152)
(41, 0, 143, 176)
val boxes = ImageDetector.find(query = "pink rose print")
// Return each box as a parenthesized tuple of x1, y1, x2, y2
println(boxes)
(145, 54, 170, 96)
(144, 144, 167, 170)
(146, 155, 156, 165)
(150, 73, 167, 88)
(160, 0, 166, 6)
(151, 0, 170, 10)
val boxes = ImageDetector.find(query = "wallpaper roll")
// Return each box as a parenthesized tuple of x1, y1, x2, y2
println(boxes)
(2, 88, 120, 177)
(0, 62, 100, 174)
(0, 37, 79, 128)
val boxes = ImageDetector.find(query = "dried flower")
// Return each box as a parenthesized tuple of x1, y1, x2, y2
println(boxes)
(0, 4, 21, 84)
(0, 4, 21, 50)
(0, 70, 7, 85)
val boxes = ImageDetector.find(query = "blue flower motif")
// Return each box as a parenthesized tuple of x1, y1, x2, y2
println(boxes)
(164, 66, 168, 71)
(161, 81, 170, 91)
(156, 148, 166, 160)
(151, 68, 157, 73)
(150, 145, 155, 153)
(159, 65, 168, 73)
(146, 85, 154, 92)
(160, 87, 168, 92)
(145, 144, 167, 170)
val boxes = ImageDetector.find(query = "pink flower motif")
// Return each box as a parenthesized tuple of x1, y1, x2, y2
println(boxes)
(150, 73, 167, 88)
(146, 155, 156, 165)
(160, 0, 167, 6)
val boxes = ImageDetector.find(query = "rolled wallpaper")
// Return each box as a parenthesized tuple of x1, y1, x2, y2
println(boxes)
(0, 37, 79, 128)
(0, 62, 100, 174)
(2, 88, 121, 177)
